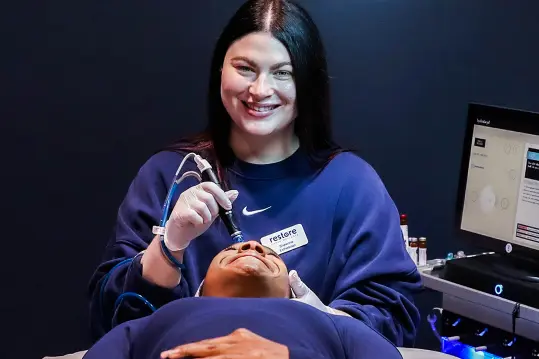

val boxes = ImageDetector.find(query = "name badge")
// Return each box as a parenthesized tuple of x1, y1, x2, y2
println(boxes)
(260, 224, 308, 255)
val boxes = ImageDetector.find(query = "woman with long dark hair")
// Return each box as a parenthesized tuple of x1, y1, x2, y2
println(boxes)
(88, 0, 422, 347)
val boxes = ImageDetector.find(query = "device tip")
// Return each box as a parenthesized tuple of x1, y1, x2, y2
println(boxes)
(232, 234, 244, 243)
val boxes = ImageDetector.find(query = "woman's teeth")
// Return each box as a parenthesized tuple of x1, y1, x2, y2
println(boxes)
(244, 102, 279, 112)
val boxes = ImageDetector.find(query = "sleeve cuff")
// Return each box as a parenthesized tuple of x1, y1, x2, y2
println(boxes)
(124, 256, 190, 308)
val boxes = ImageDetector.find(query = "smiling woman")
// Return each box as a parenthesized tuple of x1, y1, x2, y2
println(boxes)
(88, 0, 422, 348)
(221, 32, 298, 153)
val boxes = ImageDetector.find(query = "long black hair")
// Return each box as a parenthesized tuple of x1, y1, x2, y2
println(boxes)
(164, 0, 346, 184)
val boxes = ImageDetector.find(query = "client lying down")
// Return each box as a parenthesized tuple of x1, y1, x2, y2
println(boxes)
(84, 241, 402, 359)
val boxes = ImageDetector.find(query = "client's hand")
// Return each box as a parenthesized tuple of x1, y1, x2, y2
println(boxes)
(289, 270, 350, 317)
(160, 328, 288, 359)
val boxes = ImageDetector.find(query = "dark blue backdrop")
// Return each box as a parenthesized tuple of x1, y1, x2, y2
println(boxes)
(3, 1, 539, 358)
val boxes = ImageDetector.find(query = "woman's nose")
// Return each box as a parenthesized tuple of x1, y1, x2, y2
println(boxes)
(249, 75, 274, 99)
(238, 241, 265, 256)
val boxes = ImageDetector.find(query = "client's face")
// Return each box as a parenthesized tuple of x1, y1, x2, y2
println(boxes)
(203, 241, 289, 298)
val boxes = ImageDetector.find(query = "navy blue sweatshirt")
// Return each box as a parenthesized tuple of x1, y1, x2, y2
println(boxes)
(83, 297, 404, 359)
(88, 148, 422, 346)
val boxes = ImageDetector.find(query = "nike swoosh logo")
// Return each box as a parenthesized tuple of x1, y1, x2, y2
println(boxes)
(242, 206, 272, 216)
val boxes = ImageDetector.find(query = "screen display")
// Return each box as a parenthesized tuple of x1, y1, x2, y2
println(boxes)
(460, 111, 539, 252)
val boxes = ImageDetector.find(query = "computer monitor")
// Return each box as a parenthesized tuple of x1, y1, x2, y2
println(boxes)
(455, 103, 539, 261)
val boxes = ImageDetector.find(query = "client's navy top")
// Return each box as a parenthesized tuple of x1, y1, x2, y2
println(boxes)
(88, 147, 422, 346)
(83, 297, 403, 359)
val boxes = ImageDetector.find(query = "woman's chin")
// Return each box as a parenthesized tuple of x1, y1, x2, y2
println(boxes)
(232, 115, 289, 135)
(236, 124, 277, 138)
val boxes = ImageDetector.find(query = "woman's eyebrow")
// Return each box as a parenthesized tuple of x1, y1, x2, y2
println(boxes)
(230, 56, 291, 70)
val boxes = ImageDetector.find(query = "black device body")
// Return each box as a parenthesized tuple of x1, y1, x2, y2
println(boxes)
(444, 254, 539, 308)
(200, 168, 241, 237)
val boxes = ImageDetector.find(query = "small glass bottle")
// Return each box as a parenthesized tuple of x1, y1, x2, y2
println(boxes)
(400, 214, 409, 246)
(418, 237, 427, 266)
(408, 237, 418, 265)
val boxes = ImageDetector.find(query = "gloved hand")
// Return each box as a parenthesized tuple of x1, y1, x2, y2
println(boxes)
(165, 182, 239, 251)
(289, 270, 337, 315)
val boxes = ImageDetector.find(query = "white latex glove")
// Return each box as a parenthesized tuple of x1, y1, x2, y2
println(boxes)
(164, 182, 239, 251)
(289, 270, 337, 315)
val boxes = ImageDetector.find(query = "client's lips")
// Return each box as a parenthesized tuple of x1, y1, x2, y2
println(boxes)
(225, 252, 275, 272)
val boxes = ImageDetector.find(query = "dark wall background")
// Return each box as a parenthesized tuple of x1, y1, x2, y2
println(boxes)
(3, 1, 539, 358)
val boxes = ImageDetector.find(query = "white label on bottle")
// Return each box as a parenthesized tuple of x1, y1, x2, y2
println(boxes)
(505, 243, 512, 253)
(408, 246, 417, 265)
(418, 248, 427, 266)
(400, 225, 409, 244)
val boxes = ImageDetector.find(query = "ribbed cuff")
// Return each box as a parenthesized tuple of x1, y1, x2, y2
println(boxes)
(123, 256, 189, 308)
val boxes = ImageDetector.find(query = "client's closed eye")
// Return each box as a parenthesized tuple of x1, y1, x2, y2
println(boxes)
(264, 248, 279, 258)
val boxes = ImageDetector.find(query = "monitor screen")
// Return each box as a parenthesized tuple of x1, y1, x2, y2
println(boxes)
(457, 104, 539, 255)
